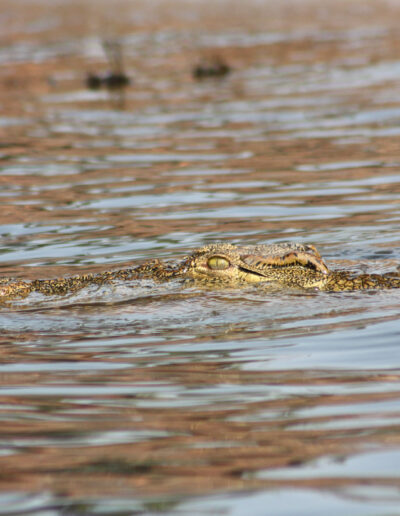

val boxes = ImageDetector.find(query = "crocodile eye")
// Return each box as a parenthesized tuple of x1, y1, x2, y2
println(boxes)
(207, 256, 230, 270)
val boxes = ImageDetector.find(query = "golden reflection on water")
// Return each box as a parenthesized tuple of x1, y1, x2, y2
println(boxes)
(1, 0, 400, 513)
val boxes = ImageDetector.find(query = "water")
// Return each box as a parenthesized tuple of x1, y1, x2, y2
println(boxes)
(1, 0, 400, 514)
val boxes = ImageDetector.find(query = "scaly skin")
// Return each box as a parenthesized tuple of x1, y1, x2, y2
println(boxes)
(0, 243, 399, 299)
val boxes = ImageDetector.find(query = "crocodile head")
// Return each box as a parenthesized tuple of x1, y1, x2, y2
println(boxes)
(182, 242, 329, 289)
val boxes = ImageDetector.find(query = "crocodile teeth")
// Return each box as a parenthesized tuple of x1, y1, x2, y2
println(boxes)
(242, 251, 329, 275)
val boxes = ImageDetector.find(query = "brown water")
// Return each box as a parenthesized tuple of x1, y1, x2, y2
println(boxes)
(1, 1, 400, 514)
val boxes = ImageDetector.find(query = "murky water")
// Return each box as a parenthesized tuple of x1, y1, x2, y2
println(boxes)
(1, 0, 400, 514)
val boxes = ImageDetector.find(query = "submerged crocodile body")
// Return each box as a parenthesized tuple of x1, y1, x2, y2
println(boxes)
(0, 242, 399, 299)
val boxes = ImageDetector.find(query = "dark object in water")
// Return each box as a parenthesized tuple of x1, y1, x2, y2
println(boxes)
(193, 57, 231, 79)
(86, 39, 130, 90)
(86, 72, 130, 90)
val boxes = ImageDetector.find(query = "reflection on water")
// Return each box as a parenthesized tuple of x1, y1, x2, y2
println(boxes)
(1, 0, 400, 514)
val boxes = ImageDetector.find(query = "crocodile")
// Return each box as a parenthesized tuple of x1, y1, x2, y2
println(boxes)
(0, 242, 399, 300)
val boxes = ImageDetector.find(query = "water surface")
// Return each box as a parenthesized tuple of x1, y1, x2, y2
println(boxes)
(1, 0, 400, 514)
